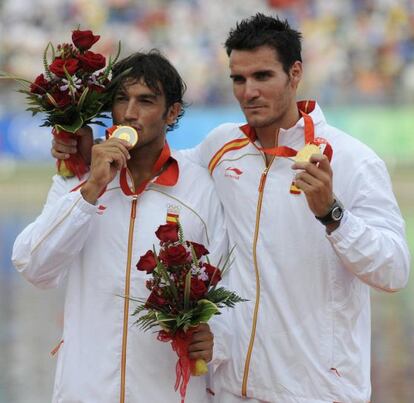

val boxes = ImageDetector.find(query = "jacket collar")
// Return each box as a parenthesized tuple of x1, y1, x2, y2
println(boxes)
(239, 100, 324, 146)
(120, 142, 179, 196)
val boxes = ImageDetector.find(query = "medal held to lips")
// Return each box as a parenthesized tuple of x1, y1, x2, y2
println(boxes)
(110, 125, 139, 147)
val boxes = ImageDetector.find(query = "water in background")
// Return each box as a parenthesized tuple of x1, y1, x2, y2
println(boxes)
(0, 212, 62, 403)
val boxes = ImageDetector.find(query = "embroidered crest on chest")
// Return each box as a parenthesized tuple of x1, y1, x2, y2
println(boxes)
(166, 204, 180, 224)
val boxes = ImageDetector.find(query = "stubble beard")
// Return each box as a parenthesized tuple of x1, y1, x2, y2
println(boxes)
(245, 84, 293, 130)
(245, 108, 287, 131)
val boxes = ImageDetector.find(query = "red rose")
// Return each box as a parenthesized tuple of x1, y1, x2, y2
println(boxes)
(30, 74, 50, 95)
(72, 29, 100, 51)
(88, 84, 106, 93)
(160, 245, 189, 266)
(136, 250, 157, 273)
(145, 289, 167, 307)
(203, 263, 222, 286)
(190, 278, 207, 300)
(49, 58, 79, 77)
(78, 51, 106, 72)
(145, 279, 154, 290)
(49, 90, 72, 108)
(187, 241, 209, 259)
(155, 223, 179, 243)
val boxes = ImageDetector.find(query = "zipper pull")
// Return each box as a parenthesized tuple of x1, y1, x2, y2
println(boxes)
(50, 339, 64, 356)
(258, 167, 269, 192)
(130, 196, 138, 219)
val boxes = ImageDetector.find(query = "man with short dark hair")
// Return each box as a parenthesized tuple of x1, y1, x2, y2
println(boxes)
(12, 50, 227, 403)
(186, 13, 410, 403)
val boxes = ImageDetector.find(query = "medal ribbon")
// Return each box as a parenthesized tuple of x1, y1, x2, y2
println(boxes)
(250, 110, 315, 158)
(243, 109, 332, 195)
(120, 142, 177, 196)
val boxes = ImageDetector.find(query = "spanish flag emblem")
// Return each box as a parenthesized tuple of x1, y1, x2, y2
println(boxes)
(166, 205, 180, 224)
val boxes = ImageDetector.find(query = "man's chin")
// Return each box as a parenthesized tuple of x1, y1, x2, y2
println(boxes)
(246, 117, 271, 129)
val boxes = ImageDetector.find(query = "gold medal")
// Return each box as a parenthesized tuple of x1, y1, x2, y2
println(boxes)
(290, 144, 321, 195)
(294, 143, 321, 162)
(110, 125, 139, 147)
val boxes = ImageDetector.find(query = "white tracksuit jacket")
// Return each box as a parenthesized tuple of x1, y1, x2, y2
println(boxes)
(12, 147, 228, 403)
(185, 101, 411, 403)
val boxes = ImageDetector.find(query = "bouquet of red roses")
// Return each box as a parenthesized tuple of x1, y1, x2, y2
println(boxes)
(132, 222, 244, 403)
(0, 28, 121, 178)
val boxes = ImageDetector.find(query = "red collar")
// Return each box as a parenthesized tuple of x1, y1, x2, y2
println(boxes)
(120, 142, 179, 196)
(240, 99, 316, 142)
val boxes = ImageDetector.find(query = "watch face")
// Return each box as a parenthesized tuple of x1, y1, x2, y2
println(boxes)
(332, 206, 343, 221)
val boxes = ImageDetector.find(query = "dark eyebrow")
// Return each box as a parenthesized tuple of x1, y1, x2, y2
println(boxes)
(114, 89, 158, 101)
(137, 93, 158, 101)
(253, 70, 274, 76)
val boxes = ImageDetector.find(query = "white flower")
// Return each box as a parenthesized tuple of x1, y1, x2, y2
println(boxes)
(197, 267, 209, 282)
(59, 77, 82, 92)
(87, 72, 105, 88)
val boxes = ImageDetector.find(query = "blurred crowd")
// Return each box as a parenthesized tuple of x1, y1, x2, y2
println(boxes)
(1, 0, 414, 109)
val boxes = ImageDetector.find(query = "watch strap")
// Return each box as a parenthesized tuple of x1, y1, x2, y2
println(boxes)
(315, 199, 344, 225)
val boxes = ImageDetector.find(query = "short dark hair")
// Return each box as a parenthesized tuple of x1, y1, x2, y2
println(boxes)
(224, 13, 302, 74)
(111, 50, 186, 132)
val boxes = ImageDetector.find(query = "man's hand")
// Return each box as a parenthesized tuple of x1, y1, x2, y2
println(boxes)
(51, 126, 94, 165)
(291, 153, 334, 217)
(81, 138, 131, 205)
(188, 323, 214, 363)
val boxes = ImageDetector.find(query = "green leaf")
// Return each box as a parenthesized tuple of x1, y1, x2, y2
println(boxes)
(135, 311, 159, 331)
(155, 312, 176, 331)
(194, 299, 219, 322)
(89, 120, 108, 127)
(77, 87, 89, 111)
(43, 42, 54, 80)
(177, 220, 184, 244)
(153, 246, 178, 301)
(56, 115, 84, 133)
(183, 269, 192, 310)
(205, 287, 247, 308)
(113, 40, 122, 65)
(102, 40, 122, 80)
(220, 244, 236, 278)
(102, 55, 113, 81)
(45, 93, 58, 108)
(26, 108, 40, 115)
(190, 246, 199, 267)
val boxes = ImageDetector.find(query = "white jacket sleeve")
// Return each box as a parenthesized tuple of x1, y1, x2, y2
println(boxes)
(328, 158, 411, 292)
(181, 125, 230, 169)
(180, 144, 207, 169)
(12, 175, 97, 289)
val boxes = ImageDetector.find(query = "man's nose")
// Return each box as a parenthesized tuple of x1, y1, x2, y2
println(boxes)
(124, 101, 138, 121)
(244, 80, 260, 101)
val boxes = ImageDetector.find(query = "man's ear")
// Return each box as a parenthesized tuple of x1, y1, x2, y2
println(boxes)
(289, 61, 302, 88)
(166, 102, 182, 127)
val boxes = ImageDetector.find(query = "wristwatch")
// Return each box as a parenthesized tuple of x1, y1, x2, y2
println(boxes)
(315, 199, 344, 225)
